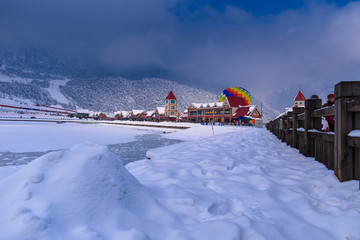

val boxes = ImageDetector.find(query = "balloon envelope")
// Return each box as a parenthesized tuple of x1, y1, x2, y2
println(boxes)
(219, 87, 251, 105)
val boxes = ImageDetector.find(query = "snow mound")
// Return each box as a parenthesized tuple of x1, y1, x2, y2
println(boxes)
(0, 143, 176, 240)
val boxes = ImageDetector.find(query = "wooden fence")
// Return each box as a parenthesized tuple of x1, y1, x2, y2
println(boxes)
(266, 81, 360, 182)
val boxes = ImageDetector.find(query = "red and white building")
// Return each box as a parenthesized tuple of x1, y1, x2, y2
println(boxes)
(187, 96, 261, 124)
(293, 90, 306, 108)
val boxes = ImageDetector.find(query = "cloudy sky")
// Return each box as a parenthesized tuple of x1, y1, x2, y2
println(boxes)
(1, 0, 360, 95)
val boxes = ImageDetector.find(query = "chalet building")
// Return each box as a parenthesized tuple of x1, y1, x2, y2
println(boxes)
(154, 107, 165, 121)
(76, 109, 90, 118)
(232, 106, 262, 122)
(114, 111, 129, 120)
(179, 110, 188, 122)
(164, 91, 179, 121)
(92, 112, 109, 120)
(129, 110, 144, 121)
(140, 111, 155, 121)
(293, 91, 306, 108)
(187, 96, 261, 124)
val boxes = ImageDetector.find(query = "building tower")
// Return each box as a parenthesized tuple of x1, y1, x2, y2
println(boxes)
(293, 90, 306, 108)
(165, 91, 178, 119)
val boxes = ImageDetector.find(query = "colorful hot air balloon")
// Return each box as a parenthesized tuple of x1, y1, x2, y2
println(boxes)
(219, 87, 251, 105)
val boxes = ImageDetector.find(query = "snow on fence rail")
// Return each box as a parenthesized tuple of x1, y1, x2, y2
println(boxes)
(266, 81, 360, 182)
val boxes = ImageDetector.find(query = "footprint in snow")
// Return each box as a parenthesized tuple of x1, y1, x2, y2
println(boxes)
(203, 180, 223, 193)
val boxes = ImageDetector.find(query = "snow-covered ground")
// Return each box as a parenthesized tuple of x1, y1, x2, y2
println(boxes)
(0, 122, 359, 239)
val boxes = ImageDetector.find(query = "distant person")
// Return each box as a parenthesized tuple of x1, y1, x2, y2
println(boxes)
(323, 94, 335, 132)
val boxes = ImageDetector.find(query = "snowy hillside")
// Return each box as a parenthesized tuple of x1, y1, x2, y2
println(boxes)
(60, 77, 218, 113)
(0, 73, 280, 119)
(0, 74, 218, 113)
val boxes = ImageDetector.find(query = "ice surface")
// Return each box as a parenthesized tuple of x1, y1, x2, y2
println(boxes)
(0, 134, 182, 167)
(0, 121, 146, 152)
(108, 134, 182, 165)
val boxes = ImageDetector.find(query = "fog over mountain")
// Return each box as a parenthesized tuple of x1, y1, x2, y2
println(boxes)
(1, 0, 359, 116)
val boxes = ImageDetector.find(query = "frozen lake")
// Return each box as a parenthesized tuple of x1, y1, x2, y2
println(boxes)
(0, 122, 182, 166)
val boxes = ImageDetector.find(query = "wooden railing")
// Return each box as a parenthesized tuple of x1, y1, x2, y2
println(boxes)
(266, 81, 360, 182)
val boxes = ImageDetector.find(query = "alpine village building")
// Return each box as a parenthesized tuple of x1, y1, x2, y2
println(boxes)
(86, 90, 262, 124)
(113, 91, 180, 121)
(164, 91, 179, 121)
(187, 96, 261, 124)
(293, 90, 306, 108)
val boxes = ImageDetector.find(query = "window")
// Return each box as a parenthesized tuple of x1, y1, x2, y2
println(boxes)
(189, 111, 197, 116)
(171, 106, 174, 110)
(171, 100, 175, 104)
(166, 106, 168, 109)
(166, 100, 169, 104)
(205, 110, 213, 115)
(171, 111, 174, 115)
(295, 102, 298, 105)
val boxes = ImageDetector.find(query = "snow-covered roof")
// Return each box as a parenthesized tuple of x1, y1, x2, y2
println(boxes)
(276, 107, 293, 119)
(121, 111, 130, 117)
(76, 109, 90, 114)
(189, 102, 224, 109)
(213, 102, 224, 108)
(114, 111, 129, 116)
(232, 105, 261, 119)
(131, 110, 144, 115)
(145, 110, 155, 116)
(249, 106, 256, 113)
(181, 112, 188, 117)
(189, 103, 202, 109)
(156, 107, 165, 115)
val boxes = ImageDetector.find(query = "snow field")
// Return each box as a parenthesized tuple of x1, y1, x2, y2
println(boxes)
(0, 143, 175, 240)
(129, 128, 360, 239)
(0, 123, 359, 239)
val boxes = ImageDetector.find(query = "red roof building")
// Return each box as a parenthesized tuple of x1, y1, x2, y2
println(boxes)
(165, 91, 179, 119)
(226, 96, 247, 108)
(165, 91, 177, 100)
(232, 106, 261, 119)
(294, 91, 306, 101)
(293, 91, 306, 108)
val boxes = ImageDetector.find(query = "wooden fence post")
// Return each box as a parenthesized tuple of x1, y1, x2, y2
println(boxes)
(280, 117, 285, 142)
(292, 107, 304, 149)
(334, 81, 360, 181)
(304, 95, 322, 157)
(286, 111, 293, 146)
